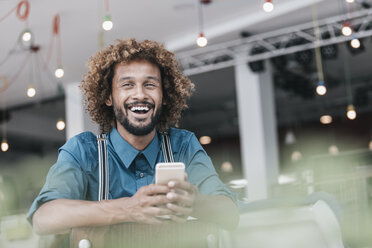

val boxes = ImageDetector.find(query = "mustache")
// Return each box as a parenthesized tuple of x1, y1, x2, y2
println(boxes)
(124, 101, 155, 109)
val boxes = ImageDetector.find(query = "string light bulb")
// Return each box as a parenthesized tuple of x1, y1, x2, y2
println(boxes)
(199, 135, 211, 145)
(291, 151, 302, 162)
(263, 0, 274, 12)
(320, 115, 332, 124)
(329, 145, 339, 155)
(196, 33, 208, 47)
(102, 14, 113, 31)
(27, 85, 36, 98)
(316, 81, 327, 95)
(1, 140, 9, 152)
(55, 66, 64, 78)
(56, 119, 66, 131)
(350, 37, 360, 49)
(342, 22, 352, 36)
(345, 0, 354, 3)
(22, 29, 32, 42)
(346, 104, 357, 120)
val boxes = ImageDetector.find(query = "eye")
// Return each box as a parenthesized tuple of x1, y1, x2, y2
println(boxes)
(144, 81, 158, 88)
(121, 82, 133, 88)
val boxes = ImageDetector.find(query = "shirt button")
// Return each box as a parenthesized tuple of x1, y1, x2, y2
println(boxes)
(139, 173, 144, 178)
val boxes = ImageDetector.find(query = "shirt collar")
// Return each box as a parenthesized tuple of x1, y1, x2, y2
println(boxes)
(108, 128, 160, 169)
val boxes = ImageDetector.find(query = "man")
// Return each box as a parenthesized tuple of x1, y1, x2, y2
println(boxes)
(28, 39, 239, 235)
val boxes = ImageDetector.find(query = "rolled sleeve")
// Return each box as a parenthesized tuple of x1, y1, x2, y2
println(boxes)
(184, 134, 237, 203)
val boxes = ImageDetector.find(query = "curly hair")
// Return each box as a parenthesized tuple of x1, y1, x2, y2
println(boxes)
(80, 38, 194, 133)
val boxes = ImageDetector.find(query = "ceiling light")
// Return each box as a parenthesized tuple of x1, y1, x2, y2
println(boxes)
(196, 33, 208, 47)
(341, 22, 352, 36)
(320, 115, 332, 124)
(346, 104, 357, 120)
(199, 135, 211, 145)
(1, 140, 9, 152)
(248, 45, 267, 72)
(316, 81, 327, 95)
(102, 15, 113, 31)
(285, 130, 296, 145)
(345, 0, 354, 3)
(350, 37, 360, 49)
(55, 66, 64, 78)
(27, 86, 36, 98)
(329, 145, 339, 155)
(320, 32, 338, 60)
(263, 0, 274, 12)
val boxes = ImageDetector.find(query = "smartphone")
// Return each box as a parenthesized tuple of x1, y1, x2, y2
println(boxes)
(155, 162, 185, 185)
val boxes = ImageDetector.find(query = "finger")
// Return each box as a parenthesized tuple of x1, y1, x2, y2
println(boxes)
(166, 202, 193, 216)
(168, 180, 198, 195)
(145, 206, 174, 217)
(141, 194, 171, 207)
(140, 184, 170, 195)
(167, 192, 194, 207)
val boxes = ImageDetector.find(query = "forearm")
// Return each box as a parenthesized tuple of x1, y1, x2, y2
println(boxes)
(191, 194, 239, 230)
(32, 198, 133, 235)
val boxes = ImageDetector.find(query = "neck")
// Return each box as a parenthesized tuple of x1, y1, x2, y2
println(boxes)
(116, 123, 156, 150)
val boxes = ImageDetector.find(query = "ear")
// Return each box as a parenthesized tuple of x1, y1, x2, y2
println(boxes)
(105, 95, 113, 106)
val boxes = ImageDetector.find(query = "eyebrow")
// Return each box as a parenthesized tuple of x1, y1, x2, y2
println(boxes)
(118, 76, 161, 82)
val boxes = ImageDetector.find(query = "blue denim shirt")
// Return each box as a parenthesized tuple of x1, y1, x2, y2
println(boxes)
(27, 127, 235, 224)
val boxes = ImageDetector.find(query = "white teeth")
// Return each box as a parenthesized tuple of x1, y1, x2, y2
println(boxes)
(130, 106, 149, 112)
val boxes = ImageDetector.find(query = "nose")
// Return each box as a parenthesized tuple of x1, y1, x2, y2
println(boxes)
(133, 84, 146, 100)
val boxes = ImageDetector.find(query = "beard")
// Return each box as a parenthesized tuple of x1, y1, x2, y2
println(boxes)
(113, 101, 161, 136)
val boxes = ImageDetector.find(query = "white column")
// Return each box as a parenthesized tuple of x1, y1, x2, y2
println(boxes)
(64, 82, 99, 140)
(234, 58, 279, 201)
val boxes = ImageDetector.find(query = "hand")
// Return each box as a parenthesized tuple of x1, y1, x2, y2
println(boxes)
(165, 177, 198, 223)
(126, 184, 174, 224)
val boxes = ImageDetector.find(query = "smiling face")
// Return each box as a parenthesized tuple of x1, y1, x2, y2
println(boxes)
(106, 60, 163, 136)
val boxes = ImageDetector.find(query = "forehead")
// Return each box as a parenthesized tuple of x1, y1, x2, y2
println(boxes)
(114, 60, 161, 78)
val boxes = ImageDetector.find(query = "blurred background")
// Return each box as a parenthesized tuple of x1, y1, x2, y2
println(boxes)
(1, 0, 372, 247)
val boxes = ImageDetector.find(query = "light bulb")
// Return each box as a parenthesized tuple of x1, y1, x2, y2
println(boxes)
(316, 85, 327, 95)
(345, 0, 354, 3)
(22, 30, 32, 42)
(329, 145, 339, 155)
(291, 151, 302, 162)
(316, 81, 327, 95)
(27, 86, 36, 98)
(1, 140, 9, 152)
(199, 135, 211, 145)
(320, 115, 332, 124)
(56, 120, 66, 131)
(55, 67, 64, 78)
(102, 15, 113, 31)
(196, 33, 208, 47)
(263, 0, 274, 12)
(221, 161, 233, 173)
(342, 23, 352, 36)
(346, 104, 357, 120)
(350, 38, 360, 49)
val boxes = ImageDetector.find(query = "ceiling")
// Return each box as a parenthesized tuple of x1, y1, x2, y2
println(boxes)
(1, 0, 372, 156)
